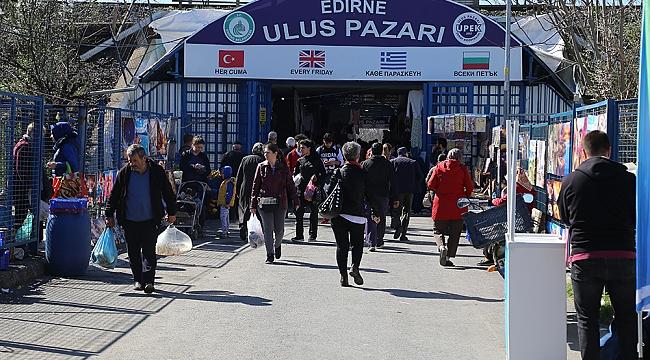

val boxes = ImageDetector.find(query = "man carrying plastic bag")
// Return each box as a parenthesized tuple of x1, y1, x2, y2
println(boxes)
(91, 228, 118, 269)
(156, 226, 193, 256)
(105, 144, 176, 294)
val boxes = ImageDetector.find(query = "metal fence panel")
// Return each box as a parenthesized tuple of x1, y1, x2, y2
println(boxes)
(0, 92, 44, 250)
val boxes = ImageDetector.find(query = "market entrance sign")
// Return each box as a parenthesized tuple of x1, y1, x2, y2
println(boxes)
(185, 0, 523, 81)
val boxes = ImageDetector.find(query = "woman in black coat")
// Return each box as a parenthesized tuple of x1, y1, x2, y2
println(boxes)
(293, 139, 326, 242)
(236, 142, 265, 242)
(331, 141, 379, 287)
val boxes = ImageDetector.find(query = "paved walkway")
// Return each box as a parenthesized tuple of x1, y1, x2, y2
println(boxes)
(0, 216, 580, 359)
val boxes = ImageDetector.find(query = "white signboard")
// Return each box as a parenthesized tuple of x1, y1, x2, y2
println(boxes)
(184, 44, 523, 82)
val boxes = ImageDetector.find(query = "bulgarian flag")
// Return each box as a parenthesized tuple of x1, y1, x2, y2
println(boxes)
(463, 51, 490, 70)
(637, 0, 650, 311)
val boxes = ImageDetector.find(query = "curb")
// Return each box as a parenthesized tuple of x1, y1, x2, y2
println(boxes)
(0, 256, 47, 290)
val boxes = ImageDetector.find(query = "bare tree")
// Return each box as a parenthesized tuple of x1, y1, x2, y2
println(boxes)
(0, 0, 130, 103)
(537, 0, 641, 101)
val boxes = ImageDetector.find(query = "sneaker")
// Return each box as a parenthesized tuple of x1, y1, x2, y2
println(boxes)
(275, 245, 282, 259)
(369, 247, 376, 252)
(439, 246, 448, 266)
(340, 275, 350, 287)
(291, 236, 304, 242)
(477, 259, 494, 266)
(133, 282, 143, 291)
(144, 283, 155, 294)
(266, 255, 274, 264)
(399, 236, 409, 242)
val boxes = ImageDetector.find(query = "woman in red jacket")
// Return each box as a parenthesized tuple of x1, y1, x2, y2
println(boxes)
(251, 143, 300, 264)
(427, 148, 473, 267)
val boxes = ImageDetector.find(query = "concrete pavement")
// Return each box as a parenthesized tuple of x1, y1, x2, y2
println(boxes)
(0, 216, 581, 359)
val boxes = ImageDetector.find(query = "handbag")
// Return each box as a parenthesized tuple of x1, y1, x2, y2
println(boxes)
(259, 196, 279, 209)
(52, 162, 88, 199)
(318, 169, 342, 219)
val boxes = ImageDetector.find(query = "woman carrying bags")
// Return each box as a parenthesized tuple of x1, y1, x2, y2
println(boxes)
(251, 143, 300, 264)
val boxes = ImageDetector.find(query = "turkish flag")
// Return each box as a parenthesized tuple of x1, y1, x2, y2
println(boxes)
(218, 50, 244, 68)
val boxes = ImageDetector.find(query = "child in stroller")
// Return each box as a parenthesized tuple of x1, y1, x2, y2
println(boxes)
(175, 181, 208, 239)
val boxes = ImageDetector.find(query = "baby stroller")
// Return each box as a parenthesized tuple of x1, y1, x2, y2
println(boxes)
(175, 181, 208, 239)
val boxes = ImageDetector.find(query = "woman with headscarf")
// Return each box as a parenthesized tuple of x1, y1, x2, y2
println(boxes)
(47, 122, 79, 176)
(427, 148, 473, 267)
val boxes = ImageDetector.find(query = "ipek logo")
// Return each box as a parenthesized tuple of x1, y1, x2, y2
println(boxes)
(223, 11, 255, 44)
(453, 12, 486, 45)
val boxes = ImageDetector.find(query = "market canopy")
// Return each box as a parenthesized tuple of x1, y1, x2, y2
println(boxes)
(184, 0, 523, 82)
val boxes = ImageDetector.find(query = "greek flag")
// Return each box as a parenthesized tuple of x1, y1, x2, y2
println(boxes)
(380, 51, 407, 70)
(637, 0, 650, 311)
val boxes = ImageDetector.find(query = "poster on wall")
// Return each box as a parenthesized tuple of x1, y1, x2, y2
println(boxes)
(535, 140, 546, 187)
(454, 114, 466, 132)
(492, 126, 502, 147)
(572, 114, 607, 171)
(465, 115, 476, 132)
(134, 117, 150, 156)
(546, 122, 572, 176)
(546, 179, 562, 219)
(519, 131, 530, 169)
(434, 117, 445, 134)
(122, 117, 135, 151)
(476, 116, 487, 132)
(445, 116, 455, 133)
(528, 140, 537, 185)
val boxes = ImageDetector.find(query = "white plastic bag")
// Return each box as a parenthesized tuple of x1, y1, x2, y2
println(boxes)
(247, 215, 264, 249)
(156, 225, 193, 256)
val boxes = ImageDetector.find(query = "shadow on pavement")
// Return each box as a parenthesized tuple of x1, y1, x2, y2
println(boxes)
(359, 287, 504, 303)
(118, 289, 272, 307)
(379, 246, 483, 259)
(277, 259, 389, 274)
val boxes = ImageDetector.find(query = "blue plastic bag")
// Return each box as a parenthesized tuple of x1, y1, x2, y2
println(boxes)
(90, 228, 118, 269)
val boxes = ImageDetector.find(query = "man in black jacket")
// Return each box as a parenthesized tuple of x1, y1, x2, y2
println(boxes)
(106, 144, 177, 294)
(236, 142, 265, 242)
(390, 147, 423, 241)
(293, 139, 326, 242)
(558, 131, 637, 359)
(362, 142, 395, 250)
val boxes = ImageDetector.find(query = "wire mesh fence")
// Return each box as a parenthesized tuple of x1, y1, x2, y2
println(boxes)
(0, 92, 44, 251)
(616, 100, 638, 165)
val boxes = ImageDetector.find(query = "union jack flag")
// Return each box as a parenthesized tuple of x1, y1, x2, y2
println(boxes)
(299, 50, 326, 68)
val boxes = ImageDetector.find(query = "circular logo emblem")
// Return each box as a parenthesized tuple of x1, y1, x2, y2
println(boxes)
(223, 11, 255, 44)
(453, 12, 486, 45)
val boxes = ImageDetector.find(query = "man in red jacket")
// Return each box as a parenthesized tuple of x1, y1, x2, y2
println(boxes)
(427, 148, 473, 266)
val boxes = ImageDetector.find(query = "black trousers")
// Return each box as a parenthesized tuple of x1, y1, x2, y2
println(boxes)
(571, 258, 637, 360)
(123, 220, 160, 285)
(393, 193, 414, 238)
(332, 216, 364, 276)
(295, 195, 318, 239)
(239, 207, 252, 241)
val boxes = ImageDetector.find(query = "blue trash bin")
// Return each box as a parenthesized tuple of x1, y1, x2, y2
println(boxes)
(46, 198, 91, 276)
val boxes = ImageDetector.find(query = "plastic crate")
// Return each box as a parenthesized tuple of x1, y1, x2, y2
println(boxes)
(461, 196, 534, 249)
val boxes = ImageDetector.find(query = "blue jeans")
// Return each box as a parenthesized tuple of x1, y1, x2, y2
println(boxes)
(570, 258, 637, 360)
(220, 206, 230, 234)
